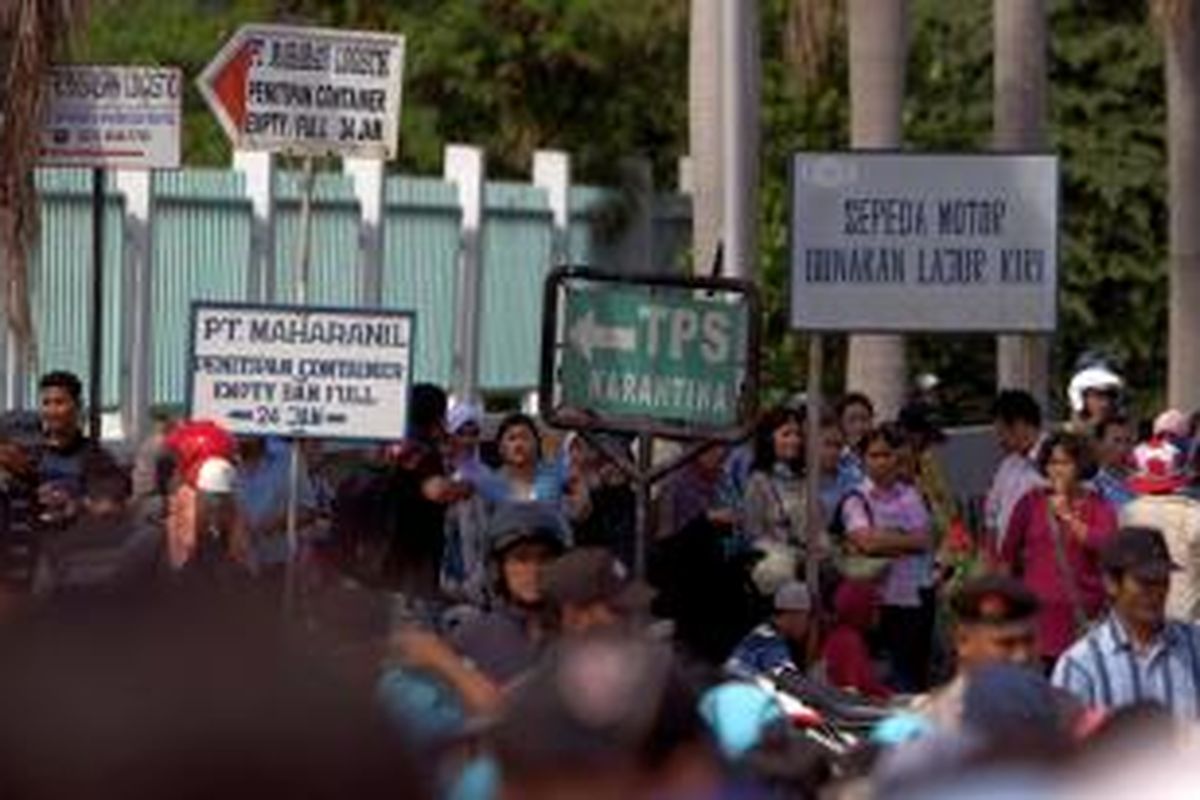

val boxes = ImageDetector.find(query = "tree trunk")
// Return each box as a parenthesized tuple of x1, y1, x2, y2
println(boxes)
(1164, 4, 1200, 411)
(845, 0, 908, 418)
(994, 0, 1050, 409)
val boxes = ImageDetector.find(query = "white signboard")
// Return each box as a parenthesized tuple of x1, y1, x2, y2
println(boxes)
(197, 24, 405, 159)
(189, 303, 414, 441)
(790, 153, 1059, 332)
(40, 65, 182, 169)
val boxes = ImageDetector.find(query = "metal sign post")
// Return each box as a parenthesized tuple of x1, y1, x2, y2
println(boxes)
(803, 334, 825, 647)
(283, 155, 316, 617)
(39, 65, 184, 439)
(88, 168, 105, 441)
(540, 267, 761, 574)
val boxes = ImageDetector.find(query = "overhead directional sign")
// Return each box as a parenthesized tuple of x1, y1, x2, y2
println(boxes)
(189, 302, 414, 441)
(542, 270, 759, 437)
(197, 24, 405, 159)
(790, 152, 1059, 332)
(39, 65, 182, 169)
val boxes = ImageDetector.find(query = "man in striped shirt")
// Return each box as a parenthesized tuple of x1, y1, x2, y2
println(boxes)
(1052, 526, 1200, 719)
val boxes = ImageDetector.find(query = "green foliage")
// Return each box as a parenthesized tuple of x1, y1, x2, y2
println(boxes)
(73, 0, 1173, 417)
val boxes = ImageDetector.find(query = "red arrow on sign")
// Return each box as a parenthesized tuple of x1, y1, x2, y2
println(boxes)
(207, 42, 255, 132)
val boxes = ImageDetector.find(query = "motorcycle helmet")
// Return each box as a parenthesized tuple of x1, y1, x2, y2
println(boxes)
(1067, 365, 1124, 416)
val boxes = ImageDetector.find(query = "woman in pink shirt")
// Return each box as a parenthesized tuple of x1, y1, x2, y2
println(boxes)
(1001, 432, 1118, 664)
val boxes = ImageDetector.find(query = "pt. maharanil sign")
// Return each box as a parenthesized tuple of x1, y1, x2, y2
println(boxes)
(790, 152, 1059, 333)
(189, 303, 414, 441)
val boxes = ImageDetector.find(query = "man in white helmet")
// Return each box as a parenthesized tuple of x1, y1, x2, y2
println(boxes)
(1067, 364, 1124, 437)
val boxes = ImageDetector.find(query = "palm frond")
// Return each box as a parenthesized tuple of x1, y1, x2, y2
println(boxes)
(0, 0, 90, 366)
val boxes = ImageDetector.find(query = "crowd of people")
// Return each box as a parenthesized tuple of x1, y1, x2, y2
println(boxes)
(2, 362, 1200, 798)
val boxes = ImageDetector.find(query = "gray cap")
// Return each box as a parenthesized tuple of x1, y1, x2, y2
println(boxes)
(773, 580, 811, 612)
(487, 501, 568, 556)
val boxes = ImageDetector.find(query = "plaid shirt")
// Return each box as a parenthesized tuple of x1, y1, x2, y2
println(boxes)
(1052, 613, 1200, 719)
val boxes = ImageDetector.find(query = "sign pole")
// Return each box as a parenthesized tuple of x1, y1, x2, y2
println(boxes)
(88, 167, 105, 441)
(804, 333, 825, 644)
(634, 433, 654, 579)
(284, 155, 317, 617)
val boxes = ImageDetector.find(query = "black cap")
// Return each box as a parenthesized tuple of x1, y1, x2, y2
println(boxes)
(951, 574, 1039, 625)
(540, 547, 655, 612)
(492, 633, 704, 773)
(487, 502, 568, 557)
(1101, 526, 1181, 581)
(897, 402, 946, 443)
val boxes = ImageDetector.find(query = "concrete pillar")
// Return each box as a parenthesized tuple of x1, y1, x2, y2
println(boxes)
(343, 156, 387, 307)
(617, 157, 654, 275)
(994, 0, 1050, 409)
(114, 169, 154, 445)
(444, 145, 486, 404)
(533, 150, 571, 267)
(233, 149, 276, 303)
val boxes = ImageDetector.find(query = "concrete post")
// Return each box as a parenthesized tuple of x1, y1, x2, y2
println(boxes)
(115, 169, 154, 445)
(444, 145, 486, 404)
(533, 150, 571, 267)
(617, 157, 654, 275)
(343, 156, 386, 307)
(721, 0, 760, 280)
(233, 149, 276, 303)
(689, 0, 723, 276)
(994, 0, 1050, 410)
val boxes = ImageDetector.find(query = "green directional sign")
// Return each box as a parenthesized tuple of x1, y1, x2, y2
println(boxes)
(557, 281, 752, 430)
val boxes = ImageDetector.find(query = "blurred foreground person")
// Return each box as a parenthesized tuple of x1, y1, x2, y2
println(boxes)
(492, 633, 722, 800)
(540, 546, 656, 635)
(0, 594, 430, 800)
(911, 574, 1039, 732)
(1053, 527, 1200, 719)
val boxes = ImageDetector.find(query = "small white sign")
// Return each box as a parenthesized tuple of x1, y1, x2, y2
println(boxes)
(189, 303, 414, 441)
(197, 24, 405, 159)
(40, 65, 182, 169)
(790, 152, 1059, 333)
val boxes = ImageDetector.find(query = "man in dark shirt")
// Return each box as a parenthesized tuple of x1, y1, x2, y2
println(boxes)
(0, 372, 128, 595)
(380, 384, 470, 599)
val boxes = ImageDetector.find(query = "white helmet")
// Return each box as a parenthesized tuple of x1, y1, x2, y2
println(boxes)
(195, 457, 238, 494)
(1067, 365, 1124, 414)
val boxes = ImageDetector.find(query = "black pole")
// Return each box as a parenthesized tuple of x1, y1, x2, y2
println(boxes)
(89, 168, 104, 442)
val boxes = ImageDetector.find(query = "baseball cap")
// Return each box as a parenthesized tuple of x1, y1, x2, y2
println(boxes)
(1101, 526, 1181, 581)
(195, 457, 237, 494)
(486, 502, 568, 557)
(492, 633, 704, 773)
(1129, 438, 1189, 495)
(772, 580, 811, 613)
(951, 574, 1039, 625)
(540, 547, 655, 613)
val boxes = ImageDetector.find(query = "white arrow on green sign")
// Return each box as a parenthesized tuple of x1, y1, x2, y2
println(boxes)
(559, 284, 750, 428)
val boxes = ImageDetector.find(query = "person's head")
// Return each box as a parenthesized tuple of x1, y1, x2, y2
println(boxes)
(488, 503, 567, 606)
(897, 402, 945, 454)
(1037, 431, 1094, 492)
(859, 424, 907, 487)
(1129, 437, 1190, 496)
(837, 393, 875, 450)
(446, 401, 483, 459)
(409, 383, 448, 441)
(1094, 416, 1135, 470)
(694, 443, 729, 477)
(950, 575, 1039, 673)
(496, 413, 542, 471)
(771, 580, 812, 645)
(1068, 365, 1123, 424)
(818, 414, 844, 476)
(541, 548, 655, 635)
(1101, 527, 1178, 632)
(493, 633, 719, 800)
(992, 390, 1043, 454)
(38, 371, 83, 440)
(751, 407, 804, 474)
(236, 435, 268, 464)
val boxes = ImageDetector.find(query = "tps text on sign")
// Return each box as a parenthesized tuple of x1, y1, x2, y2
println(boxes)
(189, 303, 414, 441)
(790, 153, 1059, 333)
